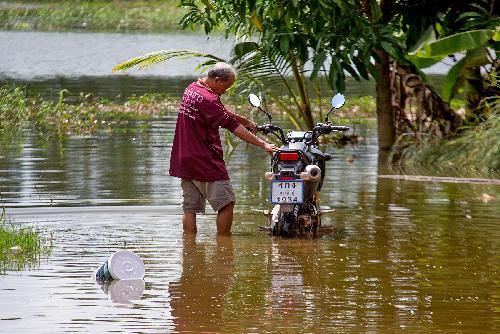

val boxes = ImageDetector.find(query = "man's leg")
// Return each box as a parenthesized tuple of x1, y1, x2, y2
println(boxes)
(183, 212, 197, 234)
(181, 179, 206, 235)
(216, 201, 234, 235)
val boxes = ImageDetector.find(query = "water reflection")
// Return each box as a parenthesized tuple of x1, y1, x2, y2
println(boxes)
(169, 235, 234, 333)
(96, 279, 146, 304)
(1, 75, 196, 102)
(0, 120, 177, 207)
(263, 240, 323, 330)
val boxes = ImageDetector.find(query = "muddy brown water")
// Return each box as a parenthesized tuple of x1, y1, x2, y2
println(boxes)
(0, 115, 498, 333)
(0, 28, 496, 332)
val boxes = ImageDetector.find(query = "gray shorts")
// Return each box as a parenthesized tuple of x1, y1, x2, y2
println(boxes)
(181, 179, 236, 213)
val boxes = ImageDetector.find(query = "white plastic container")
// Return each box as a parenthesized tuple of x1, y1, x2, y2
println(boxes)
(93, 250, 145, 280)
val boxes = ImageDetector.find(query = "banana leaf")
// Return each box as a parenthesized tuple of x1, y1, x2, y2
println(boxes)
(424, 29, 494, 57)
(441, 46, 489, 102)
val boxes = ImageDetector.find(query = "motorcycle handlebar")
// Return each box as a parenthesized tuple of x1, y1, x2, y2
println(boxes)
(315, 123, 350, 134)
(256, 123, 349, 145)
(257, 124, 283, 133)
(256, 125, 266, 132)
(257, 124, 288, 144)
(330, 125, 350, 132)
(258, 124, 349, 133)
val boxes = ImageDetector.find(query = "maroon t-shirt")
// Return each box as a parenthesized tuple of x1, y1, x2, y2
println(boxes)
(169, 81, 240, 182)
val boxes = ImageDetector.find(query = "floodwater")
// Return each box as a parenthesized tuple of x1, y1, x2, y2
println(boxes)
(0, 30, 498, 333)
(0, 31, 449, 101)
(0, 116, 499, 333)
(0, 30, 234, 100)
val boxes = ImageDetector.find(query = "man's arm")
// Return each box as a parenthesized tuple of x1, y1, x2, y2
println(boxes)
(226, 111, 257, 133)
(233, 125, 277, 154)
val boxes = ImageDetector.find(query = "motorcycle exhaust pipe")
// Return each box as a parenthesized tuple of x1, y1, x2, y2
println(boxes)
(300, 165, 321, 181)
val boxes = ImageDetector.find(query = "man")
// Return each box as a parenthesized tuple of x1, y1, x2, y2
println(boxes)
(169, 62, 277, 235)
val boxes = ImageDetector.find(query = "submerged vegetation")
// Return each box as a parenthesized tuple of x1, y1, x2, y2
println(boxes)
(0, 81, 495, 176)
(395, 114, 499, 177)
(0, 212, 52, 273)
(0, 85, 178, 135)
(392, 70, 500, 177)
(0, 84, 375, 136)
(0, 0, 183, 33)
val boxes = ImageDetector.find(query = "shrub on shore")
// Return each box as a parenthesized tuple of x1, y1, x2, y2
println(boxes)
(1, 1, 183, 33)
(1, 85, 376, 135)
(393, 70, 499, 177)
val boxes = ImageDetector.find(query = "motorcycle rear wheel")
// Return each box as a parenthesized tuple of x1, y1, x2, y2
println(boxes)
(272, 211, 294, 237)
(271, 204, 320, 238)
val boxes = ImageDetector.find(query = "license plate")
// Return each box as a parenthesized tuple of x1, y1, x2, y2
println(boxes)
(270, 180, 304, 204)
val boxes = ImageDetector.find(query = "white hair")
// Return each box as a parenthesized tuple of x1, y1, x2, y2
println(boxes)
(207, 62, 236, 81)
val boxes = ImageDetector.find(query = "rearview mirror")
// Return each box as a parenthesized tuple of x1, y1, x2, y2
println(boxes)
(248, 94, 261, 108)
(248, 93, 272, 122)
(325, 93, 346, 122)
(331, 93, 345, 109)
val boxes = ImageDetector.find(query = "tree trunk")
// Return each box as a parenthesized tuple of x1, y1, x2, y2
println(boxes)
(290, 61, 314, 129)
(374, 48, 395, 151)
(362, 0, 396, 151)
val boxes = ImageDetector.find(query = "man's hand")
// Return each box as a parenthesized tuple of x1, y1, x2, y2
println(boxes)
(263, 142, 278, 155)
(233, 125, 277, 155)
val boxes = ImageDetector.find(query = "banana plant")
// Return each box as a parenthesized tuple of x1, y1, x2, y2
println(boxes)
(408, 28, 500, 102)
(403, 0, 500, 104)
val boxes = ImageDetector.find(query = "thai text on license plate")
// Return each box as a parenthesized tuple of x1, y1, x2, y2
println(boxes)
(270, 180, 304, 204)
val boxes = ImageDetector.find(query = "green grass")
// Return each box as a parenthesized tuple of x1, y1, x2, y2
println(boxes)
(0, 0, 185, 33)
(0, 212, 52, 273)
(342, 95, 376, 118)
(0, 85, 179, 135)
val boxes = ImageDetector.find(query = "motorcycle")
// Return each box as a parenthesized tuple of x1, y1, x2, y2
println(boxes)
(249, 93, 350, 238)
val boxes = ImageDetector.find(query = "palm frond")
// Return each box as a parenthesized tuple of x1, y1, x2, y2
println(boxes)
(112, 50, 225, 72)
(234, 48, 293, 90)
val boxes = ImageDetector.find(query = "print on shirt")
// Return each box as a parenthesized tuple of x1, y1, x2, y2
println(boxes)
(179, 87, 204, 120)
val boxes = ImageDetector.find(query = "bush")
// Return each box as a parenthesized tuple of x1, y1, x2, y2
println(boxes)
(397, 114, 500, 176)
(0, 212, 52, 273)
